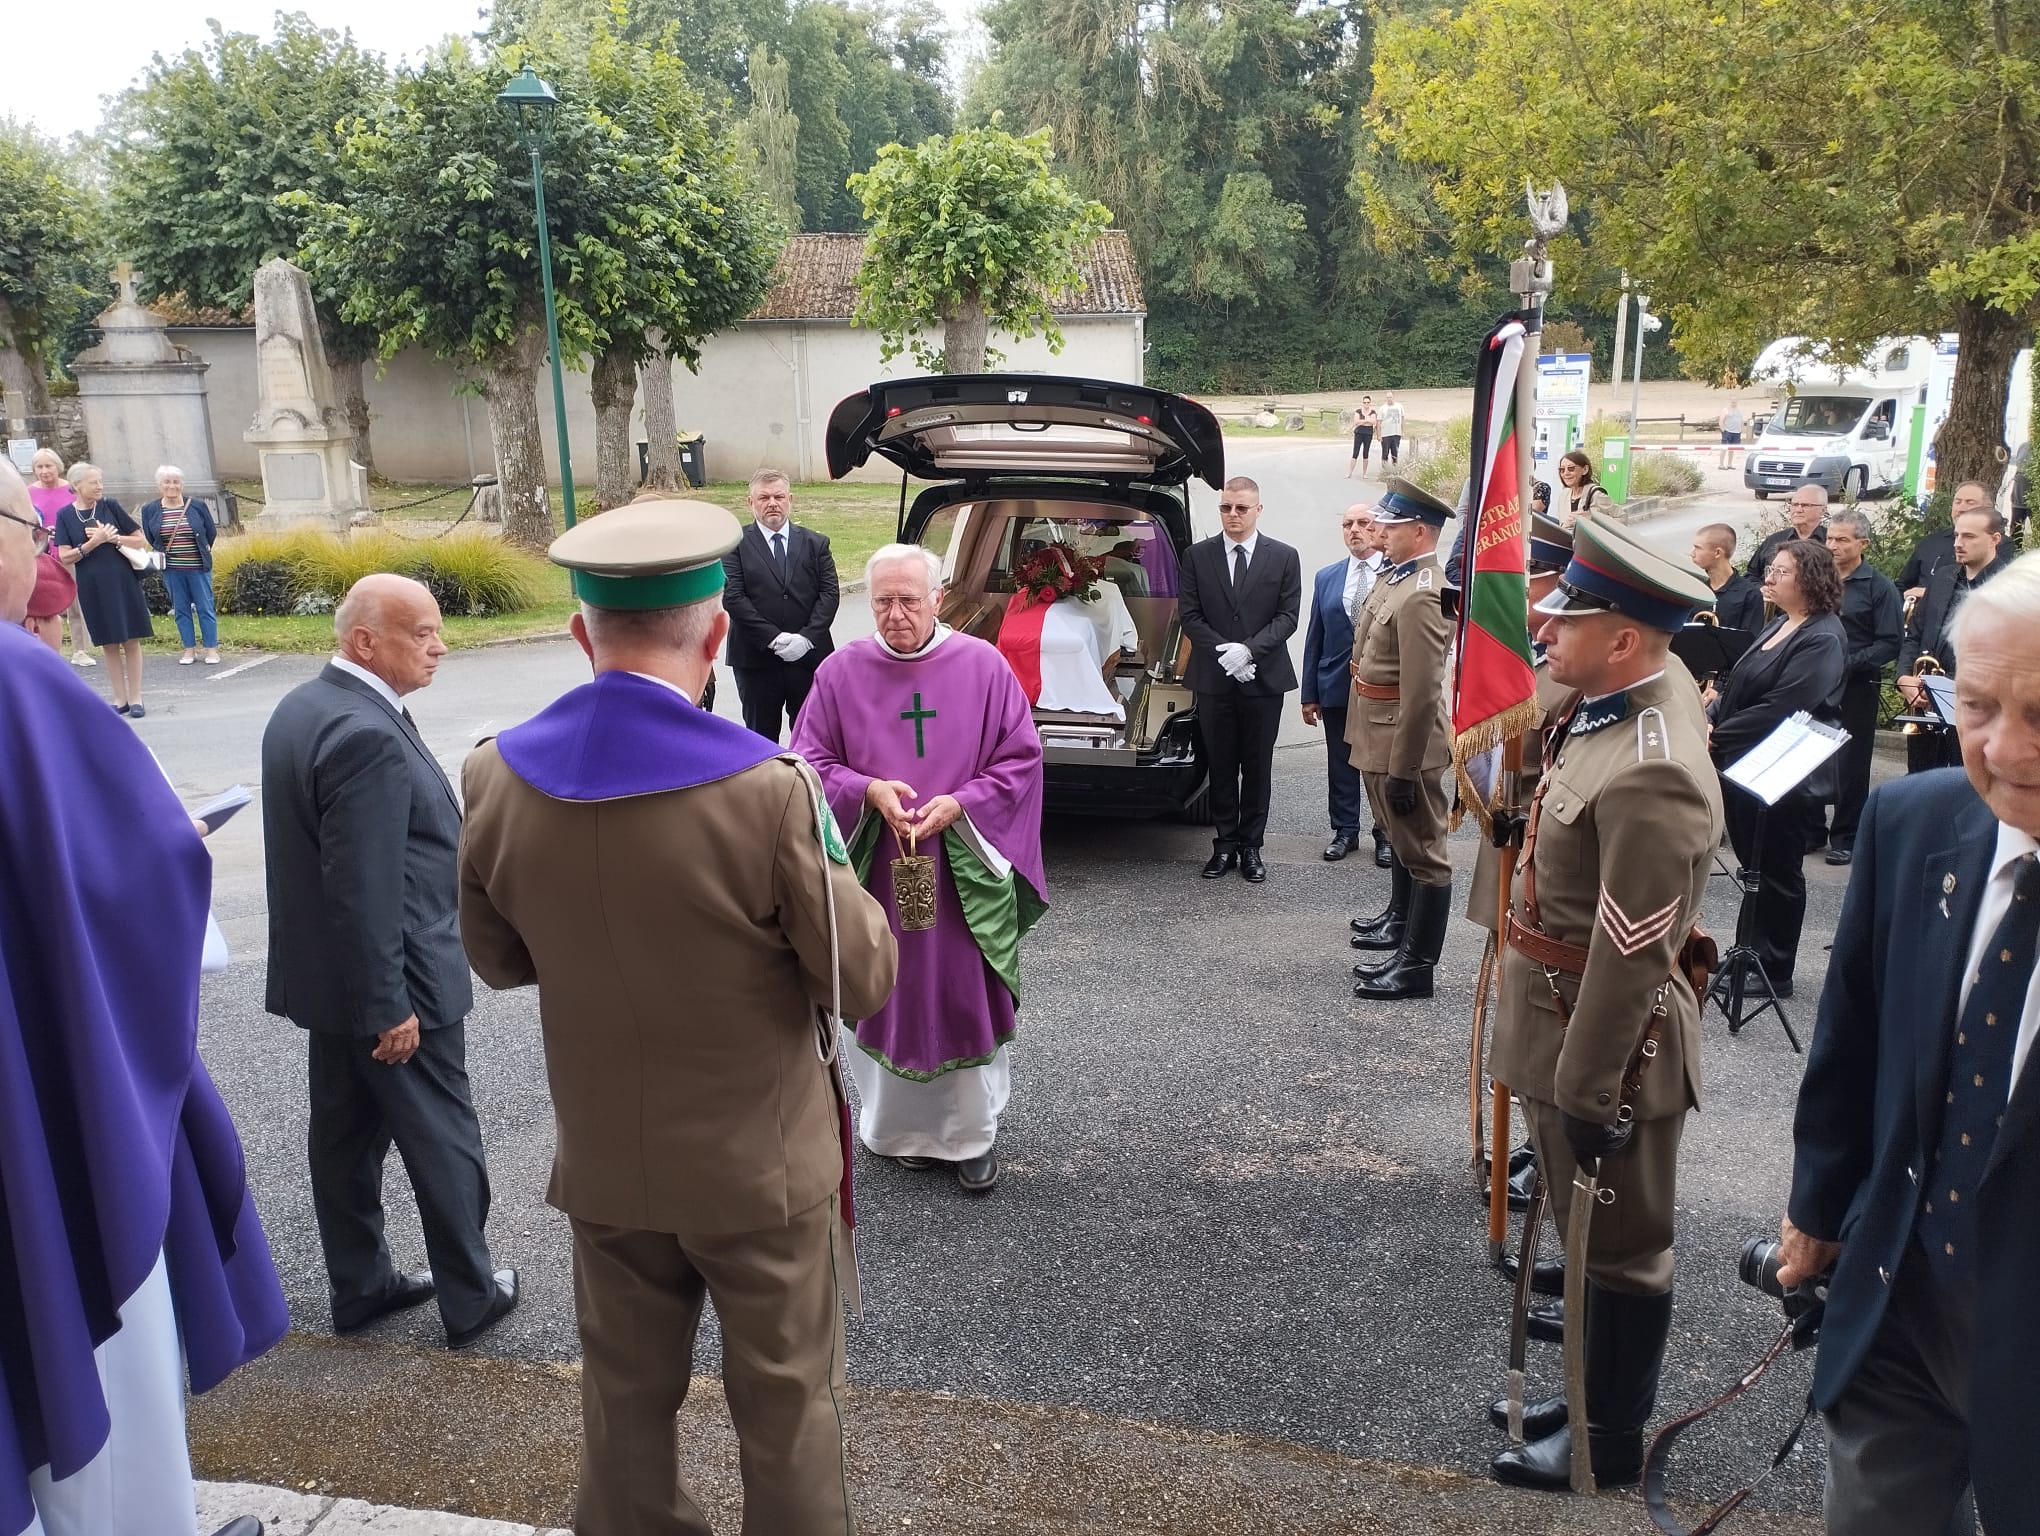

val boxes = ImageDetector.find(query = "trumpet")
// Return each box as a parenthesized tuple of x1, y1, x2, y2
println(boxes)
(1899, 654, 1946, 736)
(1903, 590, 1922, 627)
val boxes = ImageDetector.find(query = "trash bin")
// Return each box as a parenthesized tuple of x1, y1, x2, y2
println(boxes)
(678, 433, 706, 488)
(1599, 434, 1631, 504)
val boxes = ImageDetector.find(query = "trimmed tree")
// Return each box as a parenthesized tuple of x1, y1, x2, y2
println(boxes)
(850, 125, 1111, 373)
(0, 122, 99, 424)
(107, 16, 392, 472)
(1367, 0, 2040, 493)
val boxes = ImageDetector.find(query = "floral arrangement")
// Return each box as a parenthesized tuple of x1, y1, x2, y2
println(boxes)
(1012, 544, 1107, 606)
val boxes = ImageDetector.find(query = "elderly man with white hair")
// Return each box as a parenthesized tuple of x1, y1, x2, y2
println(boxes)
(791, 543, 1048, 1193)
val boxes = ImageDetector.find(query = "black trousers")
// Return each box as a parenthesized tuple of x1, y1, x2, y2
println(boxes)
(1196, 690, 1283, 849)
(733, 661, 819, 744)
(1829, 673, 1883, 848)
(1320, 705, 1362, 836)
(307, 1021, 496, 1334)
(1908, 724, 1962, 775)
(1723, 781, 1811, 990)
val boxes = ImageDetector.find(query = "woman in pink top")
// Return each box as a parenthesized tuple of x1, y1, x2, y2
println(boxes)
(28, 449, 94, 666)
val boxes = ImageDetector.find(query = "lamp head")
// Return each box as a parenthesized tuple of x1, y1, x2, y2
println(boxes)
(498, 65, 560, 149)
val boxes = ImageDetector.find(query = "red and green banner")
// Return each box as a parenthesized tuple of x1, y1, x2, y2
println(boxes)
(1451, 313, 1539, 828)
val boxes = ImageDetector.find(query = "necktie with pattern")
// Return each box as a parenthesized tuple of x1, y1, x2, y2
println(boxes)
(1919, 853, 2040, 1283)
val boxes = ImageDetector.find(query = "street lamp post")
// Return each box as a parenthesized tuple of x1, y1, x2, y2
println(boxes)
(498, 65, 577, 530)
(1628, 293, 1661, 435)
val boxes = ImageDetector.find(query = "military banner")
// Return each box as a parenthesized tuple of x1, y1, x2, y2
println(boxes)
(1451, 312, 1539, 829)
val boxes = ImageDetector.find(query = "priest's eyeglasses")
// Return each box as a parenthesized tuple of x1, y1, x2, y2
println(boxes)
(873, 594, 928, 612)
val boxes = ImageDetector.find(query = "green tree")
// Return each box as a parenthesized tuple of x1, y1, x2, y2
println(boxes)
(1368, 0, 2040, 493)
(0, 121, 100, 425)
(737, 43, 800, 229)
(106, 16, 392, 471)
(850, 124, 1110, 371)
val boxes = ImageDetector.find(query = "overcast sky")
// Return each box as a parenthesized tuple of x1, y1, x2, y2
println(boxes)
(13, 0, 983, 143)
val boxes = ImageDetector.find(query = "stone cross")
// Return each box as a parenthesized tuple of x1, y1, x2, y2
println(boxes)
(111, 261, 141, 305)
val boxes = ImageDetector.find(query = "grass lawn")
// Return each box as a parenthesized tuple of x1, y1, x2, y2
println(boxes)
(177, 480, 902, 655)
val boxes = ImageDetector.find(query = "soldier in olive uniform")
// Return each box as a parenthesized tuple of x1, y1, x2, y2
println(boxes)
(1465, 513, 1578, 1214)
(1347, 479, 1457, 1001)
(1485, 515, 1724, 1492)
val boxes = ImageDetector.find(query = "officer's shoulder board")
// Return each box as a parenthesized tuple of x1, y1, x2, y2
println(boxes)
(1633, 705, 1671, 762)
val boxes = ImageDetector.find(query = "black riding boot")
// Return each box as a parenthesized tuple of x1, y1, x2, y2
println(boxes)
(1354, 880, 1450, 1000)
(1490, 1281, 1675, 1491)
(1349, 856, 1411, 949)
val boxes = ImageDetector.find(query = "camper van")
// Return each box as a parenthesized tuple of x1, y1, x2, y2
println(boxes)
(1743, 336, 1936, 500)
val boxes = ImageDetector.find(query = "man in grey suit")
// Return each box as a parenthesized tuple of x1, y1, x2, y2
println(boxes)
(262, 574, 518, 1348)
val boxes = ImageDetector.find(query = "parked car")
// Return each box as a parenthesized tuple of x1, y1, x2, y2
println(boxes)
(825, 374, 1226, 819)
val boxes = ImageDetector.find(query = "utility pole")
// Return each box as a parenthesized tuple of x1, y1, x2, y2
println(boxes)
(1610, 272, 1630, 388)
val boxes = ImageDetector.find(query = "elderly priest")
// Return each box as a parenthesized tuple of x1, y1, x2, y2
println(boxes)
(791, 543, 1047, 1194)
(458, 495, 898, 1535)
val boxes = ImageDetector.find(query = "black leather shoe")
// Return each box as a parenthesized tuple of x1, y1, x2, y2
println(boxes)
(1824, 844, 1853, 865)
(1499, 1250, 1565, 1297)
(895, 1155, 938, 1170)
(332, 1270, 435, 1335)
(211, 1520, 264, 1536)
(1201, 846, 1239, 879)
(447, 1269, 521, 1348)
(1490, 1283, 1672, 1492)
(1372, 827, 1393, 868)
(1526, 1299, 1564, 1343)
(957, 1149, 999, 1192)
(1239, 848, 1268, 883)
(1507, 1158, 1537, 1211)
(1488, 1392, 1567, 1439)
(1323, 834, 1356, 862)
(1509, 1143, 1537, 1176)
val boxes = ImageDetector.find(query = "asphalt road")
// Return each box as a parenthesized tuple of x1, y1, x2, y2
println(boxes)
(124, 437, 1843, 1527)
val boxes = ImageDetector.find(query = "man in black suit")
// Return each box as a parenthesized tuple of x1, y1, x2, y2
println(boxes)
(1179, 475, 1302, 883)
(1690, 523, 1766, 636)
(721, 469, 839, 741)
(1747, 483, 1828, 584)
(1777, 549, 2040, 1536)
(1899, 507, 2009, 773)
(262, 574, 517, 1349)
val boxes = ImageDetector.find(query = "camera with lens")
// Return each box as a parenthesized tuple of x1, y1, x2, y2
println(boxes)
(1739, 1236, 1829, 1348)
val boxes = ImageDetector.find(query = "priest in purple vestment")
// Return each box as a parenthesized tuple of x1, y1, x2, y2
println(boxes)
(791, 543, 1047, 1193)
(0, 464, 286, 1536)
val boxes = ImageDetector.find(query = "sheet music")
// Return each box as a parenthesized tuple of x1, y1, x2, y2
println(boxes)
(1723, 712, 1850, 806)
(1921, 674, 1958, 725)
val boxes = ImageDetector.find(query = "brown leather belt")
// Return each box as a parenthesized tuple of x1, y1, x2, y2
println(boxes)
(1353, 679, 1400, 701)
(1506, 914, 1589, 975)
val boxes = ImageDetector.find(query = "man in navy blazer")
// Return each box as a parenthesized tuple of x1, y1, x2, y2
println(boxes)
(721, 470, 839, 742)
(1778, 548, 2040, 1534)
(1300, 504, 1387, 863)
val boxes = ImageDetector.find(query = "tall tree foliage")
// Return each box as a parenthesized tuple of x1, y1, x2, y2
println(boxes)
(968, 0, 1523, 392)
(850, 125, 1110, 371)
(737, 44, 800, 229)
(0, 121, 100, 424)
(1368, 0, 2040, 492)
(106, 16, 392, 470)
(296, 37, 774, 545)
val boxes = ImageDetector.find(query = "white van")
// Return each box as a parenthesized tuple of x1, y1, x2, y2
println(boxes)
(1743, 336, 1936, 500)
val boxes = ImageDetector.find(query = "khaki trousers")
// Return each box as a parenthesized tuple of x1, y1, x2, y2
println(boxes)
(570, 1199, 853, 1536)
(1523, 1099, 1683, 1294)
(1361, 768, 1452, 886)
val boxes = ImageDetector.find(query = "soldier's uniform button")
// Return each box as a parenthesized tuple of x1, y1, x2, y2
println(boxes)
(1596, 1091, 1611, 1105)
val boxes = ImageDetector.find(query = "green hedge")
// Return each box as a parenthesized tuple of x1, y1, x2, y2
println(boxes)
(212, 529, 548, 619)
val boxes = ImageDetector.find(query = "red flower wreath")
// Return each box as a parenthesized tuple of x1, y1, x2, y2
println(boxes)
(1012, 544, 1107, 607)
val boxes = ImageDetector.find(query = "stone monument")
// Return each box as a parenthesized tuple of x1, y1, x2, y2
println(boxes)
(70, 263, 227, 514)
(242, 258, 373, 528)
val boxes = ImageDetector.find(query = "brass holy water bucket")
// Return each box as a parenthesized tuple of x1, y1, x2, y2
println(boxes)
(891, 829, 938, 932)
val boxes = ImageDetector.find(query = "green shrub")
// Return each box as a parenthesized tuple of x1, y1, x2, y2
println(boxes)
(209, 527, 548, 618)
(1408, 414, 1473, 500)
(1630, 455, 1704, 497)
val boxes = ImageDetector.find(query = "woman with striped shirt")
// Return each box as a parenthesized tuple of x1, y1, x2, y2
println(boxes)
(141, 466, 219, 665)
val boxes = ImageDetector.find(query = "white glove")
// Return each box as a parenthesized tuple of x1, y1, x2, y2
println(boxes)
(769, 633, 814, 662)
(1216, 642, 1252, 678)
(1240, 663, 1257, 682)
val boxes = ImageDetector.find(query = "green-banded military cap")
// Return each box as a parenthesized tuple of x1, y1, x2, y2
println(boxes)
(1533, 512, 1715, 632)
(548, 495, 743, 610)
(1526, 511, 1574, 575)
(1373, 476, 1454, 527)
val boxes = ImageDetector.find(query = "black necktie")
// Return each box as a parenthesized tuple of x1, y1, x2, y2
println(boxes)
(402, 706, 418, 732)
(1919, 853, 2040, 1283)
(771, 531, 787, 574)
(1231, 543, 1247, 587)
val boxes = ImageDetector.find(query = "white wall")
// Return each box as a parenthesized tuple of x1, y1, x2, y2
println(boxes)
(171, 314, 1145, 489)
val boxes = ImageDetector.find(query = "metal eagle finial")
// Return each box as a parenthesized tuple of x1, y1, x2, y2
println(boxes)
(1526, 181, 1569, 240)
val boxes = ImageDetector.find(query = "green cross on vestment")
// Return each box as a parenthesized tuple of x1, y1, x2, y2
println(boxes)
(900, 692, 937, 757)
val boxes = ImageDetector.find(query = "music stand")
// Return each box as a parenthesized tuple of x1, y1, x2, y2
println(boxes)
(1669, 621, 1753, 683)
(1710, 713, 1850, 1050)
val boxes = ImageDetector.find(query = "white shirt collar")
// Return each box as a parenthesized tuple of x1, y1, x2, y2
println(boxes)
(1967, 821, 2040, 1092)
(1224, 531, 1259, 559)
(876, 622, 952, 661)
(1989, 821, 2040, 880)
(330, 655, 404, 713)
(627, 670, 698, 702)
(756, 519, 790, 541)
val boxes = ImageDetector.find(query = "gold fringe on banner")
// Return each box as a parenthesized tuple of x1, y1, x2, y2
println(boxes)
(1449, 700, 1539, 834)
